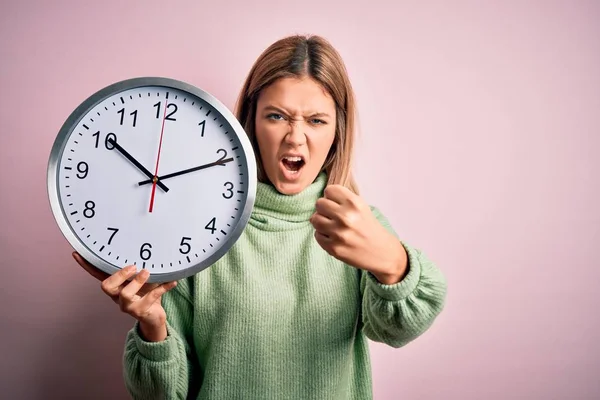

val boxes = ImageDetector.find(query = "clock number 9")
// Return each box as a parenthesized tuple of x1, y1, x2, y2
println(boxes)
(140, 243, 152, 260)
(92, 131, 117, 150)
(76, 161, 88, 179)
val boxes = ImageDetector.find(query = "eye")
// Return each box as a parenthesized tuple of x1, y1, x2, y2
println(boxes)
(309, 118, 326, 125)
(266, 113, 285, 121)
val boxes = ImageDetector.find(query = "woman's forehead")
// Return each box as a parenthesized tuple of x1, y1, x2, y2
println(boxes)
(258, 77, 335, 113)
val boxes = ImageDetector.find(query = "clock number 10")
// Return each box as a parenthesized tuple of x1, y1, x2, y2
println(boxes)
(92, 131, 117, 150)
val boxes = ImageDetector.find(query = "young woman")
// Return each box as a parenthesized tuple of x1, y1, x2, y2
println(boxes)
(75, 34, 447, 399)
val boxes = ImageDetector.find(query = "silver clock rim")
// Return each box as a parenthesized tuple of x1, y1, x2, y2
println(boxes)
(47, 77, 257, 283)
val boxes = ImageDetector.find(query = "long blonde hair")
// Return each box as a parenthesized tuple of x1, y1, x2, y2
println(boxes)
(234, 34, 359, 194)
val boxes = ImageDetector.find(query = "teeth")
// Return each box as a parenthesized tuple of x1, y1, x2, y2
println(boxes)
(283, 156, 302, 162)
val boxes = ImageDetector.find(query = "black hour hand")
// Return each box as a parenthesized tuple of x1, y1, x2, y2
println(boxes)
(107, 138, 169, 192)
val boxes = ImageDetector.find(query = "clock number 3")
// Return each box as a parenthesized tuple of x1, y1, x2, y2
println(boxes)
(222, 182, 234, 199)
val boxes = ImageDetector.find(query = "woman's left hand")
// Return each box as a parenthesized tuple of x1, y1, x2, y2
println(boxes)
(310, 185, 409, 285)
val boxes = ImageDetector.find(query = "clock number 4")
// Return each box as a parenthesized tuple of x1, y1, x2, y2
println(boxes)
(154, 102, 177, 121)
(205, 217, 217, 234)
(92, 131, 117, 150)
(117, 108, 138, 127)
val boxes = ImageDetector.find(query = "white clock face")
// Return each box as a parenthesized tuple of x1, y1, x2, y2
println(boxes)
(48, 78, 256, 282)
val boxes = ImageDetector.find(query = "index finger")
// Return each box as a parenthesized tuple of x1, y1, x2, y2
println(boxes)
(73, 252, 110, 282)
(323, 184, 352, 205)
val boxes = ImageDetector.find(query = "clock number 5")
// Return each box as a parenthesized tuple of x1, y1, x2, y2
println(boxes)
(179, 237, 192, 254)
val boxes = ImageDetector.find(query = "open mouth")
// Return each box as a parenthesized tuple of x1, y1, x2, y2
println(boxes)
(281, 156, 305, 173)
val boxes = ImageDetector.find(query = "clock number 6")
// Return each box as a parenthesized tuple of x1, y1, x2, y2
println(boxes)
(179, 237, 192, 254)
(140, 243, 152, 260)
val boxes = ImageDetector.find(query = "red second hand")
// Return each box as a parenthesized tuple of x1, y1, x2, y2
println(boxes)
(149, 98, 168, 213)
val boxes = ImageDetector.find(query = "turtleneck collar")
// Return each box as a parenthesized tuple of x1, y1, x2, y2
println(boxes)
(248, 172, 327, 231)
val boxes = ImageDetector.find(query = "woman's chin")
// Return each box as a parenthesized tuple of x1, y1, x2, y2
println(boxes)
(269, 163, 313, 195)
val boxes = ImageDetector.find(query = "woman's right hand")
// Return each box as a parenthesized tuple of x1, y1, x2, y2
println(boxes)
(73, 251, 178, 342)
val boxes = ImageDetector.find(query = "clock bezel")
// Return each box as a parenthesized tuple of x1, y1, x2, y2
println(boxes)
(47, 76, 257, 283)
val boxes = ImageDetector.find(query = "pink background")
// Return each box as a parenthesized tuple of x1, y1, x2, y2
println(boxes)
(1, 1, 599, 398)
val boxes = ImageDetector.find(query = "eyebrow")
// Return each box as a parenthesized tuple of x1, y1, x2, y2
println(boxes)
(262, 105, 332, 119)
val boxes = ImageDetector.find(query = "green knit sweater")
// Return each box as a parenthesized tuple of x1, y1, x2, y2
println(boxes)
(123, 173, 447, 399)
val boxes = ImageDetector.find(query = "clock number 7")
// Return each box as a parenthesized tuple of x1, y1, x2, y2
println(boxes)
(107, 227, 119, 245)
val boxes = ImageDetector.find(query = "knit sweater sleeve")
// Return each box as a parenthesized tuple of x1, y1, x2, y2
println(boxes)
(122, 277, 198, 400)
(359, 206, 447, 348)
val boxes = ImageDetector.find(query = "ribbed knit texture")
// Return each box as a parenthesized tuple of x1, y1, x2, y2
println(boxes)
(123, 173, 447, 399)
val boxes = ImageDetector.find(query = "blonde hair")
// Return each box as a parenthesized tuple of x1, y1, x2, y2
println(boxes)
(234, 34, 359, 194)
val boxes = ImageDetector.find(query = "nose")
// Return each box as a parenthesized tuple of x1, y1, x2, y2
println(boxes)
(284, 119, 306, 146)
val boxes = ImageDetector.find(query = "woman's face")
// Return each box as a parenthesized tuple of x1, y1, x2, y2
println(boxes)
(255, 76, 336, 195)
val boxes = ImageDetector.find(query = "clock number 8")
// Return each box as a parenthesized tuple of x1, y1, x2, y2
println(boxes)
(83, 201, 95, 218)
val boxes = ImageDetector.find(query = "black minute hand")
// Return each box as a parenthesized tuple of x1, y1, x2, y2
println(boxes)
(107, 138, 169, 192)
(137, 157, 234, 186)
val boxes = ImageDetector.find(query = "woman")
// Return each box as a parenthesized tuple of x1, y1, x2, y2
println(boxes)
(75, 34, 447, 399)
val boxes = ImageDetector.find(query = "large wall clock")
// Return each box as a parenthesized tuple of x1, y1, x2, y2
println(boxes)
(47, 77, 256, 283)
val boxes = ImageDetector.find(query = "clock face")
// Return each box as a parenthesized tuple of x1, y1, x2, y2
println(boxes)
(47, 78, 256, 283)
